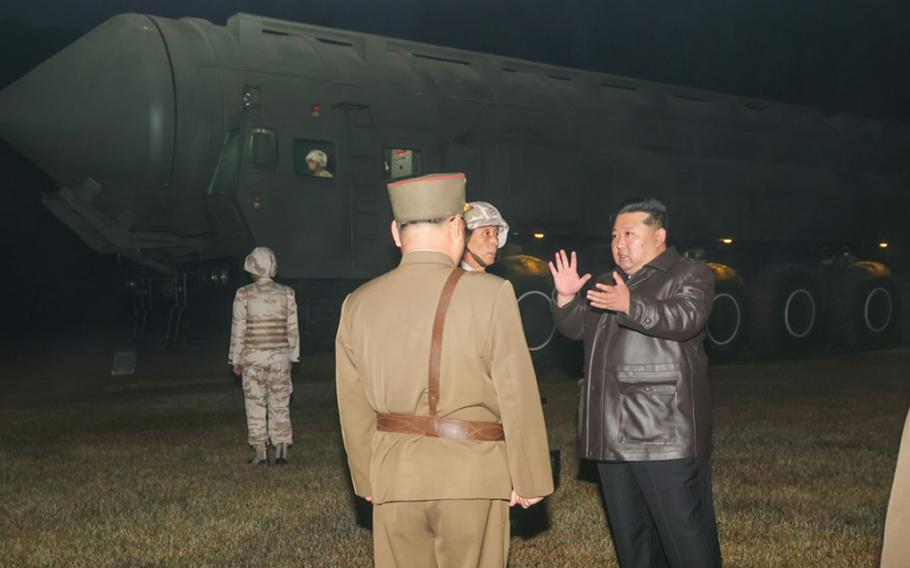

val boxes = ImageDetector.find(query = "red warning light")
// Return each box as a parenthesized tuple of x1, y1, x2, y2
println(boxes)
(311, 103, 321, 118)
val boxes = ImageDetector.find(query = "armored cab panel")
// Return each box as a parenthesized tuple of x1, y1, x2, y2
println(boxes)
(3, 11, 908, 277)
(149, 16, 227, 236)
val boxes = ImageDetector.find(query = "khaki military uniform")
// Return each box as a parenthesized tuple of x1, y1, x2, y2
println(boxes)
(882, 407, 910, 567)
(336, 251, 554, 568)
(229, 248, 299, 447)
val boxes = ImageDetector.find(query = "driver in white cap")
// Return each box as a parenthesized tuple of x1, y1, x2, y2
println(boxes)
(305, 149, 334, 178)
(461, 201, 509, 272)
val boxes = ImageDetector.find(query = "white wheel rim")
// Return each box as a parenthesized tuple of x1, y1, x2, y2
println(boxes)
(706, 292, 742, 347)
(864, 287, 893, 334)
(517, 290, 556, 352)
(784, 288, 815, 339)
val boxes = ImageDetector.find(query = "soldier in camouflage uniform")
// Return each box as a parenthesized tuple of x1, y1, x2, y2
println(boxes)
(461, 201, 509, 272)
(229, 247, 300, 465)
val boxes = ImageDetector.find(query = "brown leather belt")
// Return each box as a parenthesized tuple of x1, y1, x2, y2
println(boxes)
(377, 413, 505, 441)
(376, 267, 505, 443)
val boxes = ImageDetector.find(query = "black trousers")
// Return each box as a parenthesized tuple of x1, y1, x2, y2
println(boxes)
(597, 458, 722, 568)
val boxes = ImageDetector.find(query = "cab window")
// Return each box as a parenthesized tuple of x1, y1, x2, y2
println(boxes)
(294, 140, 336, 179)
(384, 148, 423, 180)
(248, 127, 278, 170)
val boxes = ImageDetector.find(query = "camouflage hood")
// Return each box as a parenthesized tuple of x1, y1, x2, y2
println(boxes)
(244, 247, 278, 279)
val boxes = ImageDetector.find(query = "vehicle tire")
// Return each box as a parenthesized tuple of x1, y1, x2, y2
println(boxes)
(516, 288, 557, 353)
(828, 262, 900, 349)
(489, 255, 561, 364)
(749, 264, 823, 356)
(704, 264, 747, 362)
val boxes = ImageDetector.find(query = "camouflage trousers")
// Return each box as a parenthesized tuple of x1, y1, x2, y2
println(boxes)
(242, 363, 293, 445)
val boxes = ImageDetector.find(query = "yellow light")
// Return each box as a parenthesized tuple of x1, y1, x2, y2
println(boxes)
(533, 232, 545, 239)
(719, 237, 734, 245)
(879, 242, 889, 249)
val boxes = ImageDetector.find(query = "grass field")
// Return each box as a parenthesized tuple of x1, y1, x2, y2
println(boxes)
(0, 336, 908, 567)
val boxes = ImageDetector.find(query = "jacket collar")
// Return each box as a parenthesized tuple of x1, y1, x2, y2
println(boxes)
(624, 247, 680, 286)
(399, 250, 457, 267)
(644, 247, 680, 273)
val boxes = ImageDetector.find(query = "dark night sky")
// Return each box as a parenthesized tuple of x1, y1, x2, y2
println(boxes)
(1, 0, 909, 337)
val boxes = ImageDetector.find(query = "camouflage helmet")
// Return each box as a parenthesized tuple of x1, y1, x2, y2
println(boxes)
(464, 201, 509, 248)
(305, 149, 328, 168)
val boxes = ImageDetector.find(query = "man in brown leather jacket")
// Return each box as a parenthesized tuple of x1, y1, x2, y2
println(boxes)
(550, 198, 721, 568)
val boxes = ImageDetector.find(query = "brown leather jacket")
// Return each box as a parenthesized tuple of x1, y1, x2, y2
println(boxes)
(552, 247, 715, 461)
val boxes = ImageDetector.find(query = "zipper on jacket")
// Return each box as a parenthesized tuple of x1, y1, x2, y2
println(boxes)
(585, 312, 607, 456)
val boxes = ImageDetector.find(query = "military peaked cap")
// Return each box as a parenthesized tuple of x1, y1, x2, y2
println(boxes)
(387, 173, 466, 223)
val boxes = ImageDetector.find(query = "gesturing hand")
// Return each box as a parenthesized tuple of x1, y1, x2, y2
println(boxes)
(586, 271, 631, 314)
(548, 250, 591, 307)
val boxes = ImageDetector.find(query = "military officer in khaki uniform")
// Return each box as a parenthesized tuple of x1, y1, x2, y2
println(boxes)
(336, 173, 554, 568)
(461, 201, 509, 272)
(229, 247, 300, 465)
(882, 407, 910, 567)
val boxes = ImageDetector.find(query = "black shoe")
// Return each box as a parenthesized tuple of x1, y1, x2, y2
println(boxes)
(275, 457, 288, 465)
(249, 458, 268, 466)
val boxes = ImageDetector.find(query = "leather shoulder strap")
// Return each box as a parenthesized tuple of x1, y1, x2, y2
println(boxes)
(428, 267, 465, 417)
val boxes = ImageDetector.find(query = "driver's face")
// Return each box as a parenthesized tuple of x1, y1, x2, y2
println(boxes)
(467, 225, 500, 265)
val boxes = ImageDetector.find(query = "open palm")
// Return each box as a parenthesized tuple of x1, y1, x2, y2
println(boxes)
(548, 250, 591, 298)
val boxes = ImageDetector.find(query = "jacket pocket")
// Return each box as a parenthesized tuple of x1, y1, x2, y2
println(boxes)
(616, 368, 679, 445)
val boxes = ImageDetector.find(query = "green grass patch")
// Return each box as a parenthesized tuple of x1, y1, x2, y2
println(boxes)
(0, 344, 907, 567)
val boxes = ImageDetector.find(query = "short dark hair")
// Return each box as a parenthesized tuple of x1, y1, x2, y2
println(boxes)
(614, 198, 668, 231)
(397, 215, 455, 232)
